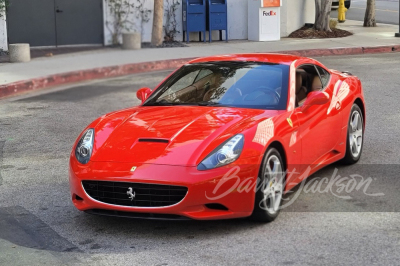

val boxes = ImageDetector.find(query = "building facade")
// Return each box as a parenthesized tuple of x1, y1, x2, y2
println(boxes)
(0, 0, 314, 51)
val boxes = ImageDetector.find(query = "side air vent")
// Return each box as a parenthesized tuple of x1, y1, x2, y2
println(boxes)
(138, 138, 169, 143)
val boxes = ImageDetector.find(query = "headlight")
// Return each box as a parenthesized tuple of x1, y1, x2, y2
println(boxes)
(197, 134, 244, 170)
(75, 129, 94, 164)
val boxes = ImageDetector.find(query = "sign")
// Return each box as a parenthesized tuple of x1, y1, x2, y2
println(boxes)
(263, 0, 280, 7)
(263, 10, 277, 16)
(248, 0, 281, 41)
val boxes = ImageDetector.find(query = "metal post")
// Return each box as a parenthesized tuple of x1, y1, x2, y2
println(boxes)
(396, 0, 400, 37)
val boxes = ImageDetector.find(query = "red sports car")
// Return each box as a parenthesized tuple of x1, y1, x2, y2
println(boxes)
(69, 54, 365, 222)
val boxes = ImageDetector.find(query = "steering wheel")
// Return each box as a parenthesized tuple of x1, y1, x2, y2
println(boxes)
(254, 86, 280, 104)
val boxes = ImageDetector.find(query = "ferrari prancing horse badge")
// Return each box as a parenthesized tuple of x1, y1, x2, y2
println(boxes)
(287, 118, 293, 128)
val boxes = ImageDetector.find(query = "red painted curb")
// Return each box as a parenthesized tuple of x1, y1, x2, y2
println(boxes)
(278, 45, 400, 57)
(1, 44, 400, 99)
(0, 57, 195, 99)
(278, 47, 363, 57)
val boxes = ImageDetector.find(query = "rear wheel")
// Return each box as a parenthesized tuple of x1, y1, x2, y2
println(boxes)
(251, 148, 285, 223)
(342, 104, 364, 164)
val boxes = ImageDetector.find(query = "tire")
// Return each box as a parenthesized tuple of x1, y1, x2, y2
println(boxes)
(345, 0, 351, 9)
(251, 148, 285, 223)
(342, 104, 364, 164)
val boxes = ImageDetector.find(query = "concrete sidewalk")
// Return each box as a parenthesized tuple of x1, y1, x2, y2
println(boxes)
(1, 20, 400, 98)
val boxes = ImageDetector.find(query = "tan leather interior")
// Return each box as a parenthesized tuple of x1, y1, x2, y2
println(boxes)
(296, 72, 303, 93)
(202, 73, 223, 101)
(192, 74, 213, 92)
(162, 73, 217, 103)
(312, 76, 323, 91)
(296, 71, 308, 105)
(172, 85, 197, 102)
(202, 87, 215, 102)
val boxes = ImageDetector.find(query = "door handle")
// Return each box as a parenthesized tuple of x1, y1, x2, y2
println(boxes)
(56, 9, 63, 13)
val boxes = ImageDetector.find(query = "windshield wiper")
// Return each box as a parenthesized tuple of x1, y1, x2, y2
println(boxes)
(145, 101, 174, 106)
(197, 101, 226, 107)
(145, 100, 227, 107)
(146, 100, 199, 106)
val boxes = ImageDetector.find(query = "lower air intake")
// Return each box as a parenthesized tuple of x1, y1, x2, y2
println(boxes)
(85, 209, 189, 220)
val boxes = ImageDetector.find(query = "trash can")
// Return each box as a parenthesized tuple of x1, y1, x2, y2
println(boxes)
(206, 0, 228, 42)
(182, 0, 207, 43)
(248, 0, 281, 41)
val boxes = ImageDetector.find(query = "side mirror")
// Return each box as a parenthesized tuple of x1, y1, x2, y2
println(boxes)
(301, 91, 330, 112)
(136, 87, 152, 104)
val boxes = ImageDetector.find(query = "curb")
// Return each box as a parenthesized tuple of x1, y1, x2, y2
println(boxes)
(283, 44, 400, 57)
(0, 57, 196, 99)
(1, 44, 400, 99)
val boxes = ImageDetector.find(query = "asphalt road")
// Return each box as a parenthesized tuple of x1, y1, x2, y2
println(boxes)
(1, 53, 400, 265)
(331, 0, 399, 25)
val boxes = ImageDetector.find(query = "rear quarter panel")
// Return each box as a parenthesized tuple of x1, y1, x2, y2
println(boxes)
(330, 70, 365, 128)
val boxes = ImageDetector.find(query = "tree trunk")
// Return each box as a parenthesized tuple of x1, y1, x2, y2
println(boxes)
(151, 0, 164, 46)
(364, 0, 376, 27)
(314, 0, 333, 31)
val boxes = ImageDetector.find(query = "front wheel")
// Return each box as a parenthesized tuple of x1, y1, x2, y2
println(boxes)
(251, 148, 285, 223)
(342, 104, 364, 164)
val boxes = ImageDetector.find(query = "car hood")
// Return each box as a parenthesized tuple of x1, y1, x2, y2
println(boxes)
(91, 106, 271, 166)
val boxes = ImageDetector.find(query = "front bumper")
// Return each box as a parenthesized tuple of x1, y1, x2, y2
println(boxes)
(69, 158, 260, 220)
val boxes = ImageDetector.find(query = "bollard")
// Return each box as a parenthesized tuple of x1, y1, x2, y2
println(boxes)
(396, 0, 400, 37)
(122, 33, 141, 50)
(9, 43, 31, 63)
(338, 0, 347, 23)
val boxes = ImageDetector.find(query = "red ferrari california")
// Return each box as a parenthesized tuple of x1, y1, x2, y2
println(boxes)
(69, 54, 365, 222)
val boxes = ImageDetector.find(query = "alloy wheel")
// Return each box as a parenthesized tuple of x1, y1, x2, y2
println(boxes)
(349, 110, 363, 158)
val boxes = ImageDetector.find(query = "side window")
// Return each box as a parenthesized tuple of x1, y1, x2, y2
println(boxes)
(316, 66, 330, 88)
(295, 65, 319, 107)
(157, 70, 199, 101)
(194, 69, 213, 83)
(295, 64, 330, 107)
(166, 70, 199, 94)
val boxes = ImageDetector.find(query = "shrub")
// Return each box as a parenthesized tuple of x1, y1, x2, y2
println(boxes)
(329, 19, 338, 29)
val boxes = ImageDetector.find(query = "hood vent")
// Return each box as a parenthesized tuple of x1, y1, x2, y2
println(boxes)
(138, 138, 169, 144)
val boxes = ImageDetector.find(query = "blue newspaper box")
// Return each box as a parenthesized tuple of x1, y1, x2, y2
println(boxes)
(206, 0, 228, 42)
(182, 0, 206, 43)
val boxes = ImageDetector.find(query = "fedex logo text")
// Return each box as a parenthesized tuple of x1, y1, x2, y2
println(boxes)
(263, 11, 277, 16)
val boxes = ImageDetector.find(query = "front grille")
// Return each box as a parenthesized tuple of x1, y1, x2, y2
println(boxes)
(82, 181, 188, 207)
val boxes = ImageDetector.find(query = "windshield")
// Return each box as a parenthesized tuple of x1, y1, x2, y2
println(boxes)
(144, 61, 290, 110)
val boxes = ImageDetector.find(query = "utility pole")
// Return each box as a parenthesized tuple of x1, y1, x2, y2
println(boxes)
(396, 0, 400, 37)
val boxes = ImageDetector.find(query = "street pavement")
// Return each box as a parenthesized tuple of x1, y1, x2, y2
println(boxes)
(1, 53, 400, 265)
(331, 0, 399, 25)
(1, 20, 400, 88)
